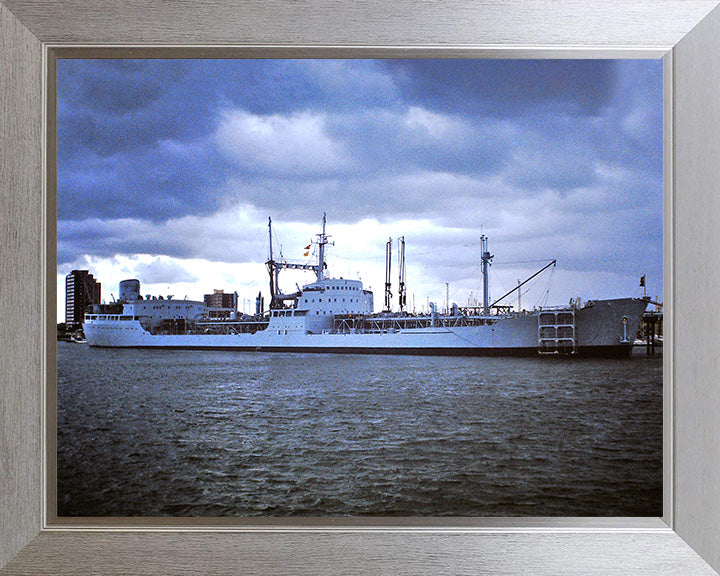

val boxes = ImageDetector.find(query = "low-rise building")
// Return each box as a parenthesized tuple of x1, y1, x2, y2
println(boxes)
(204, 289, 238, 319)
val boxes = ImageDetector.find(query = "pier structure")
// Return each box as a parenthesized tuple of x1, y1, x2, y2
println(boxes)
(639, 309, 663, 355)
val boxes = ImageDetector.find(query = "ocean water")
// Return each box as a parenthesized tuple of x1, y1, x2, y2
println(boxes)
(56, 343, 662, 517)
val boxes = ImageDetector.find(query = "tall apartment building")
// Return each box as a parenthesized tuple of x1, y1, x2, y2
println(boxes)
(65, 270, 101, 327)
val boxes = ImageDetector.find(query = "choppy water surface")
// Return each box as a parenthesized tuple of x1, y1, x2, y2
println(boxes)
(56, 343, 662, 517)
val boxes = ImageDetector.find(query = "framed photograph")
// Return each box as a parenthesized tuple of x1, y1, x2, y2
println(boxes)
(52, 55, 664, 522)
(2, 1, 720, 575)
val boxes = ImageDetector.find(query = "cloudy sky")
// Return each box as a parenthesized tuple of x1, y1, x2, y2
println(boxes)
(57, 59, 662, 320)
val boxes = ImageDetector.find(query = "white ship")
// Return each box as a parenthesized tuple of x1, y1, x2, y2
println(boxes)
(83, 215, 649, 357)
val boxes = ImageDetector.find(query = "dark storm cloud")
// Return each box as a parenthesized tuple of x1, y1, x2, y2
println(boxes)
(57, 58, 662, 299)
(57, 59, 637, 223)
(57, 218, 198, 265)
(57, 139, 231, 221)
(57, 59, 400, 220)
(57, 59, 398, 158)
(382, 59, 615, 117)
(58, 60, 213, 153)
(324, 108, 511, 177)
(56, 209, 270, 268)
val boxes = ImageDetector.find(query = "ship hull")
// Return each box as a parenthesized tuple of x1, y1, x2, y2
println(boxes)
(84, 297, 647, 358)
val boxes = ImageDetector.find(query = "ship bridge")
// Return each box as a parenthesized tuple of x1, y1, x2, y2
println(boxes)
(297, 278, 373, 316)
(268, 277, 374, 334)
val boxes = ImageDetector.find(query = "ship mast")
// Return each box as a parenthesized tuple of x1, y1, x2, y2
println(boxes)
(384, 237, 392, 312)
(398, 236, 406, 312)
(316, 212, 329, 281)
(481, 235, 493, 314)
(266, 214, 331, 309)
(266, 217, 280, 309)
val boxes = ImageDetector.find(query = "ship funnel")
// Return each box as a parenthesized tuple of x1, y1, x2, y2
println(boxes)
(119, 279, 141, 302)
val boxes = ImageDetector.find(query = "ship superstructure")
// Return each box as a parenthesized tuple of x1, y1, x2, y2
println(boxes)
(83, 216, 649, 357)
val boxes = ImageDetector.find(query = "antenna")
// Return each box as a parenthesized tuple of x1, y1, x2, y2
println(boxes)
(398, 236, 406, 312)
(384, 237, 392, 312)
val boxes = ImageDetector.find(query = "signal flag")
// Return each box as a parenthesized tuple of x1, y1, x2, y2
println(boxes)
(640, 275, 645, 287)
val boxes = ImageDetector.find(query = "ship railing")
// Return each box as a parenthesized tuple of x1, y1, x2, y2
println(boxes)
(536, 304, 575, 312)
(192, 319, 269, 335)
(85, 314, 139, 321)
(331, 314, 500, 333)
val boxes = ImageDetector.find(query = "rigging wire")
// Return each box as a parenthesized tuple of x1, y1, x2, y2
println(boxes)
(518, 274, 541, 308)
(539, 264, 556, 307)
(490, 267, 507, 301)
(493, 259, 556, 265)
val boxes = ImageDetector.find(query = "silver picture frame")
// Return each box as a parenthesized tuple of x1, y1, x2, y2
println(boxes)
(2, 1, 720, 574)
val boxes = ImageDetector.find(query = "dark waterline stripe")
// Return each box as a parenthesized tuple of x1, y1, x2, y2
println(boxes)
(87, 344, 634, 358)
